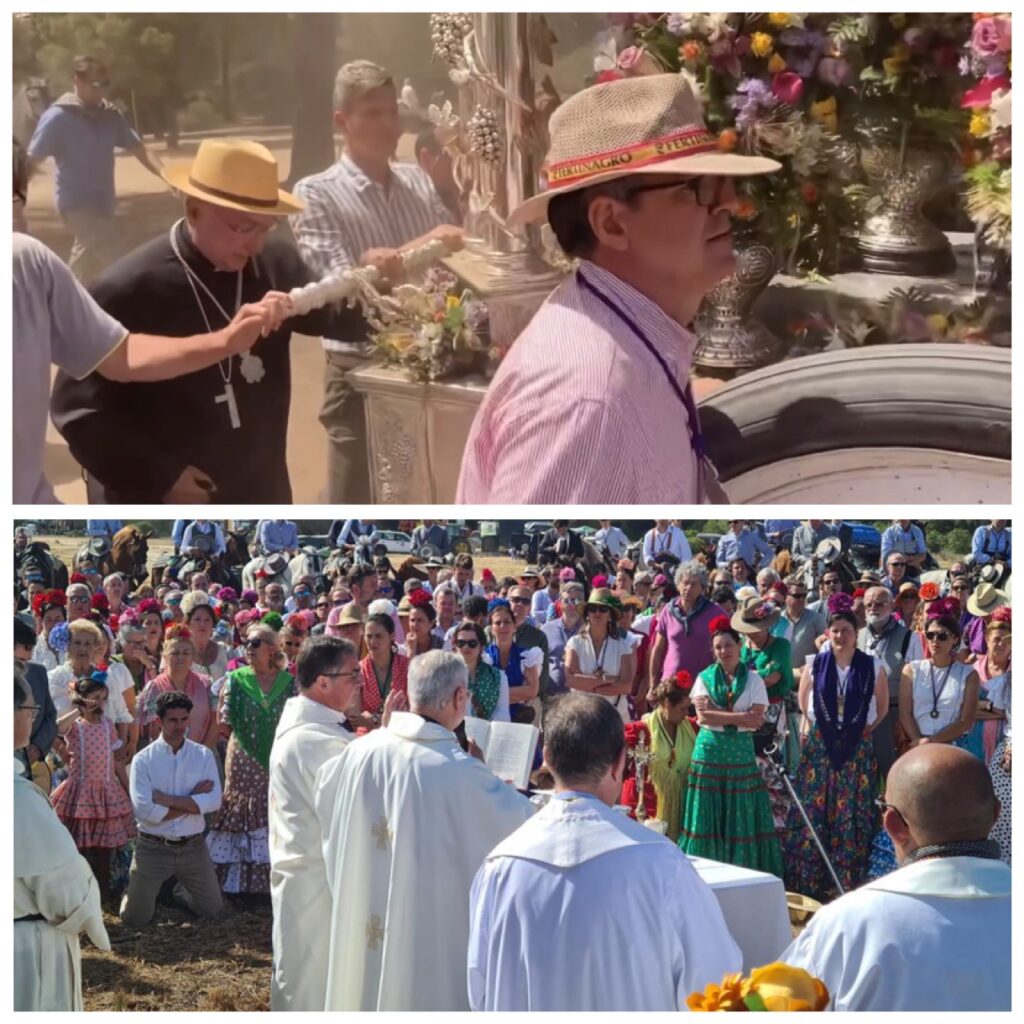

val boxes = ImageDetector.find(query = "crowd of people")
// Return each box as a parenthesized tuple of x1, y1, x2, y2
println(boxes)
(13, 518, 1011, 1011)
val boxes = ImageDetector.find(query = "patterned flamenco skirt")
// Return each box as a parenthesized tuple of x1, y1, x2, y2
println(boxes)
(50, 774, 136, 850)
(205, 736, 271, 894)
(782, 726, 879, 901)
(678, 728, 783, 878)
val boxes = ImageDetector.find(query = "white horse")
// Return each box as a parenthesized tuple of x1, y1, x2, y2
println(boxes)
(241, 553, 293, 594)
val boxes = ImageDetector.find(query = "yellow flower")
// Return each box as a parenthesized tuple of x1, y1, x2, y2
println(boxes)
(768, 53, 787, 73)
(687, 973, 752, 1011)
(768, 13, 792, 28)
(748, 963, 830, 1012)
(810, 96, 838, 133)
(969, 111, 991, 136)
(751, 32, 774, 58)
(381, 329, 418, 354)
(927, 313, 950, 336)
(446, 294, 462, 310)
(890, 13, 907, 29)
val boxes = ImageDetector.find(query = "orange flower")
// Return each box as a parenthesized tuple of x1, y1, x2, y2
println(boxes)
(687, 972, 751, 1011)
(732, 198, 759, 220)
(680, 40, 704, 62)
(718, 128, 738, 152)
(747, 963, 830, 1011)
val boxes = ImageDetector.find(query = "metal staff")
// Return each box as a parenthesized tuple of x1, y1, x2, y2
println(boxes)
(762, 741, 846, 896)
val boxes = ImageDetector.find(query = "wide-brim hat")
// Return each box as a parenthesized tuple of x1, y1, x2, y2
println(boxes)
(425, 557, 445, 568)
(967, 582, 1008, 618)
(979, 564, 1003, 584)
(162, 139, 303, 216)
(815, 537, 843, 563)
(732, 595, 781, 634)
(508, 73, 780, 228)
(585, 587, 622, 622)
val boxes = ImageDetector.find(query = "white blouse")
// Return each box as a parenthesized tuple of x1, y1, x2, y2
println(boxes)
(908, 659, 975, 736)
(566, 633, 635, 722)
(690, 670, 768, 733)
(48, 664, 133, 726)
(803, 654, 882, 726)
(988, 673, 1012, 743)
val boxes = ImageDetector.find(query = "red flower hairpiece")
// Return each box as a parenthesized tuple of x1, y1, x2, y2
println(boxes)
(592, 574, 609, 588)
(70, 573, 88, 585)
(708, 614, 732, 635)
(165, 623, 192, 641)
(32, 588, 67, 616)
(675, 670, 693, 691)
(852, 587, 866, 599)
(408, 588, 432, 608)
(91, 592, 109, 611)
(919, 582, 940, 601)
(990, 606, 1012, 625)
(927, 596, 961, 621)
(137, 598, 162, 618)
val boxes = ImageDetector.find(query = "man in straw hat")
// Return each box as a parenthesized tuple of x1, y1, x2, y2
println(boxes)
(51, 139, 368, 503)
(457, 72, 779, 503)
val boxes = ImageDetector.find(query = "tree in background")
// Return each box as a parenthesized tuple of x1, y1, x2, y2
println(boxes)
(286, 13, 338, 188)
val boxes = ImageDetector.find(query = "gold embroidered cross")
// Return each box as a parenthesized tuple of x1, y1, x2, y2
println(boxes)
(371, 816, 393, 851)
(366, 914, 385, 951)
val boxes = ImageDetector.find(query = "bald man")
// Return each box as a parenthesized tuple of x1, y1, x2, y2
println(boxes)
(782, 745, 1009, 1010)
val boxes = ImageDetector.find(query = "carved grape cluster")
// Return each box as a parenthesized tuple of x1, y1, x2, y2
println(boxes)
(429, 13, 473, 66)
(466, 105, 501, 163)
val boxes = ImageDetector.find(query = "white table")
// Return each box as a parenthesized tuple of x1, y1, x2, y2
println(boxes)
(688, 855, 792, 972)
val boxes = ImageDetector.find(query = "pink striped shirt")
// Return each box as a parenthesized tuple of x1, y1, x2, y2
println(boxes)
(456, 261, 700, 502)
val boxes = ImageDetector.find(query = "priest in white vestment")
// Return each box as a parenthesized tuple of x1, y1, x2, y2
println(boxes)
(315, 650, 534, 1011)
(270, 637, 402, 1011)
(468, 692, 742, 1011)
(14, 671, 110, 1011)
(784, 743, 1010, 1011)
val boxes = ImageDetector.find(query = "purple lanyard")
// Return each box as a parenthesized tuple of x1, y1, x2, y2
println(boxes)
(577, 267, 705, 460)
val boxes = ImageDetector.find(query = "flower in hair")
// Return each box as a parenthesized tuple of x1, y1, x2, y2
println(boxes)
(260, 611, 284, 631)
(927, 597, 961, 621)
(708, 614, 732, 634)
(70, 573, 88, 585)
(90, 668, 108, 685)
(919, 582, 940, 601)
(990, 606, 1011, 625)
(675, 670, 693, 691)
(217, 587, 239, 603)
(49, 621, 71, 652)
(137, 598, 162, 618)
(165, 623, 193, 642)
(592, 574, 609, 589)
(32, 588, 67, 617)
(827, 593, 854, 616)
(91, 592, 109, 611)
(408, 588, 432, 608)
(487, 597, 512, 615)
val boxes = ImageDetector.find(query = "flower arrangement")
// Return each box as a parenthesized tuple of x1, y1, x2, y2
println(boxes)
(688, 962, 829, 1011)
(961, 13, 1011, 253)
(594, 13, 859, 273)
(370, 268, 491, 384)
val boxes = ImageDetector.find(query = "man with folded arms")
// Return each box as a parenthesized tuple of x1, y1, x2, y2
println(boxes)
(120, 691, 223, 927)
(468, 692, 741, 1010)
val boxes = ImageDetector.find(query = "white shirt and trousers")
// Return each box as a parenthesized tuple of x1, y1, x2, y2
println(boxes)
(120, 735, 223, 927)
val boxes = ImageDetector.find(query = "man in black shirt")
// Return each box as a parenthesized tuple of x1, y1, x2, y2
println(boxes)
(538, 521, 585, 566)
(51, 139, 368, 503)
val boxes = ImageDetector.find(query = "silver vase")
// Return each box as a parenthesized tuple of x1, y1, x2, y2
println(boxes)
(693, 241, 780, 372)
(856, 137, 955, 276)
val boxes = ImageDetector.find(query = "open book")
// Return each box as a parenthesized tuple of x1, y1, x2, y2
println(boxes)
(463, 717, 540, 790)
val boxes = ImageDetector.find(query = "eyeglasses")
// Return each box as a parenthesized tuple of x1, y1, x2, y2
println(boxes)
(925, 630, 953, 642)
(874, 798, 909, 828)
(68, 595, 90, 603)
(625, 175, 729, 209)
(864, 601, 890, 609)
(587, 606, 611, 615)
(454, 638, 480, 650)
(822, 578, 840, 586)
(316, 603, 330, 610)
(790, 593, 807, 600)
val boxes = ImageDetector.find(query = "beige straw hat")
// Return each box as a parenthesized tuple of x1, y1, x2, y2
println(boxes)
(967, 582, 1008, 618)
(162, 138, 303, 216)
(508, 72, 780, 228)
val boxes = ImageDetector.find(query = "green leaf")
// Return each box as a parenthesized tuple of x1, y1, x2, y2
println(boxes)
(743, 991, 769, 1012)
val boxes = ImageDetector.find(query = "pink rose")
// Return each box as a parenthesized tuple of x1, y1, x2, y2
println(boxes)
(617, 46, 644, 71)
(971, 17, 1012, 58)
(771, 71, 804, 106)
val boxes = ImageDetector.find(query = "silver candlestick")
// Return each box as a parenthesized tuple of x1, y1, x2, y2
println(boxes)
(631, 729, 654, 823)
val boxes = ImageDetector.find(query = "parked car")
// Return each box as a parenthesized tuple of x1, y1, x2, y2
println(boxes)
(376, 530, 413, 555)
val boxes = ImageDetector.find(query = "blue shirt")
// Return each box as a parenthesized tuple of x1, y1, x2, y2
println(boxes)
(716, 529, 772, 569)
(86, 519, 122, 537)
(972, 525, 1012, 568)
(171, 519, 189, 548)
(764, 520, 800, 535)
(258, 520, 298, 552)
(27, 99, 141, 216)
(880, 524, 927, 566)
(180, 521, 225, 556)
(337, 520, 378, 547)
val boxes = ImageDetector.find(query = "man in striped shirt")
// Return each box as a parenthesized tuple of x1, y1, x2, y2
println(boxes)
(456, 73, 778, 502)
(290, 60, 463, 501)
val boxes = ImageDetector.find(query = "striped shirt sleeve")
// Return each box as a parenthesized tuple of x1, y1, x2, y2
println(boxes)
(289, 178, 358, 278)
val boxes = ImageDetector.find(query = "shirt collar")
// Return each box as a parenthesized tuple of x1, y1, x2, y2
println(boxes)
(339, 153, 395, 194)
(575, 260, 696, 374)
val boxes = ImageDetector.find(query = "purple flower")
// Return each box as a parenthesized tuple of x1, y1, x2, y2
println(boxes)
(464, 300, 488, 331)
(710, 33, 742, 77)
(971, 16, 1012, 59)
(666, 13, 691, 37)
(827, 593, 854, 616)
(730, 77, 776, 129)
(817, 57, 852, 87)
(779, 27, 826, 78)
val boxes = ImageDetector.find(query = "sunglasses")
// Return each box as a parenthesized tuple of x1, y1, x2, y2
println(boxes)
(874, 798, 909, 828)
(822, 578, 840, 585)
(587, 606, 611, 615)
(316, 603, 330, 610)
(890, 562, 907, 568)
(69, 595, 90, 603)
(509, 597, 531, 605)
(951, 587, 970, 594)
(247, 639, 265, 649)
(925, 630, 953, 642)
(455, 639, 480, 650)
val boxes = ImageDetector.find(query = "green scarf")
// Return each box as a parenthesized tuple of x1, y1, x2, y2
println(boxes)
(225, 667, 294, 771)
(699, 661, 749, 734)
(741, 636, 795, 699)
(469, 660, 503, 721)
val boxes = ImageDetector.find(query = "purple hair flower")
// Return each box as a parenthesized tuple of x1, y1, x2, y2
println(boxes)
(827, 592, 855, 616)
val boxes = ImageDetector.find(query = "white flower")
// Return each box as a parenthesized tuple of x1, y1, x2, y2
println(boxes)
(699, 13, 732, 41)
(428, 101, 457, 128)
(991, 89, 1012, 131)
(448, 67, 470, 86)
(593, 28, 619, 72)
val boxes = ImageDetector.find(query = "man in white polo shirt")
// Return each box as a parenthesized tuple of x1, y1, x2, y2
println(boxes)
(291, 60, 463, 501)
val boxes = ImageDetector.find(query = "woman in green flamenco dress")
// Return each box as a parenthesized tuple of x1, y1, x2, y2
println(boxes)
(679, 613, 784, 877)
